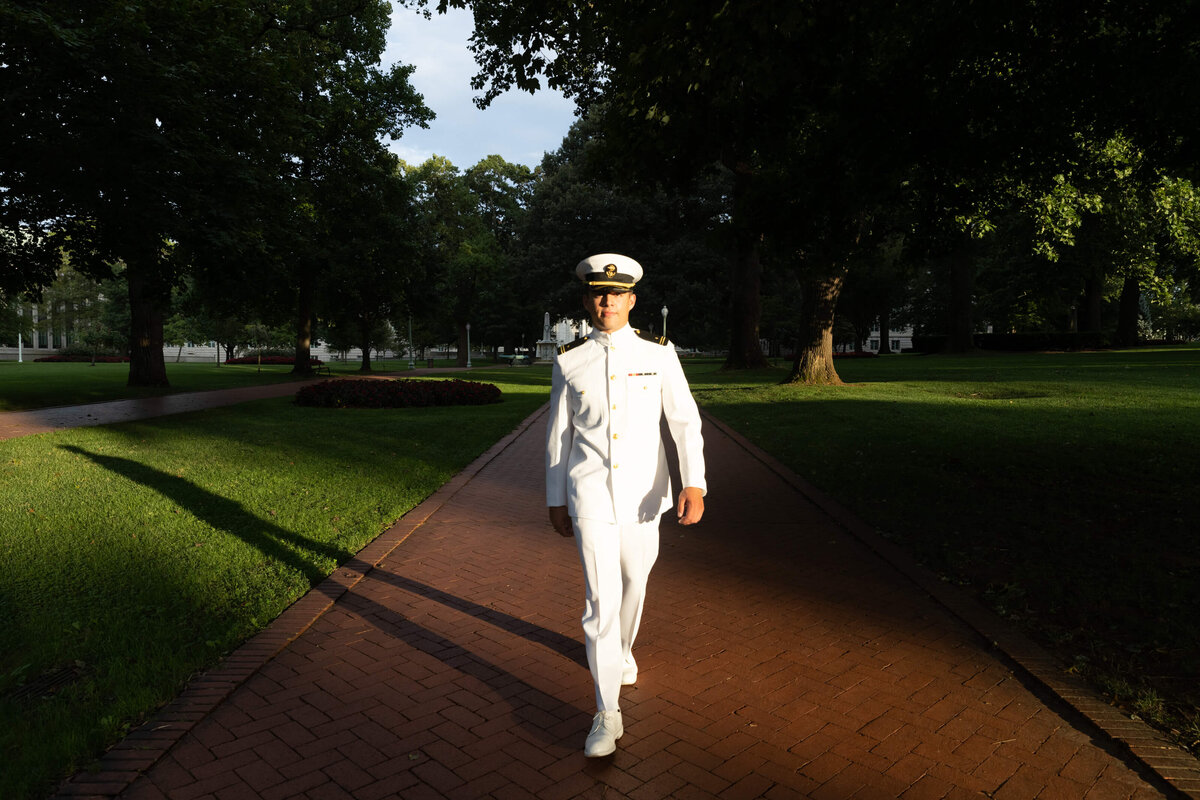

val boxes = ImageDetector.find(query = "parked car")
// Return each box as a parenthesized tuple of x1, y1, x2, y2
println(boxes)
(502, 353, 532, 365)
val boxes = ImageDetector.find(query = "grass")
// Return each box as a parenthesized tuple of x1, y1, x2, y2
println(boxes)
(0, 357, 504, 412)
(688, 346, 1200, 753)
(0, 367, 550, 800)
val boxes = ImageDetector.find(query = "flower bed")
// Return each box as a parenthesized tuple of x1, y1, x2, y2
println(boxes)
(225, 356, 324, 366)
(33, 355, 129, 363)
(295, 378, 502, 409)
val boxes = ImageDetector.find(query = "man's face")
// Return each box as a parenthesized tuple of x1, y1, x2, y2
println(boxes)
(584, 288, 637, 332)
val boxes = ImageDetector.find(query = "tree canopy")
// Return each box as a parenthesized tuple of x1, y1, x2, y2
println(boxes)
(1, 0, 431, 384)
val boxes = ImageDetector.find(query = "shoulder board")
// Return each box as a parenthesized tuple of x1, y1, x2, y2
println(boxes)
(557, 337, 588, 355)
(634, 329, 668, 346)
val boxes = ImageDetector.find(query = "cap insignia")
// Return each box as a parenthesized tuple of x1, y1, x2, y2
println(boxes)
(604, 263, 617, 278)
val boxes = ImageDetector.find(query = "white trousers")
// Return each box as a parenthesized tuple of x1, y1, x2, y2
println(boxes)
(573, 516, 661, 712)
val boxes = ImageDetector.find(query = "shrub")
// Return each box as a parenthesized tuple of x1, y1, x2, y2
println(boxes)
(295, 378, 503, 409)
(974, 332, 1111, 351)
(225, 355, 323, 366)
(33, 354, 129, 363)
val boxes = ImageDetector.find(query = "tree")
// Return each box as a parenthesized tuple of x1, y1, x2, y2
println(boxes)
(409, 2, 1072, 380)
(2, 2, 284, 384)
(2, 1, 429, 386)
(405, 156, 528, 367)
(459, 155, 536, 362)
(271, 6, 432, 376)
(319, 155, 419, 372)
(0, 293, 31, 348)
(241, 322, 292, 371)
(513, 115, 731, 349)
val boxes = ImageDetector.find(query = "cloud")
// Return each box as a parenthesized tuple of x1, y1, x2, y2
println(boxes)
(382, 6, 578, 170)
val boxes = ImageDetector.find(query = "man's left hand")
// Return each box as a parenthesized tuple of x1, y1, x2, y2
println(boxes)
(676, 487, 705, 525)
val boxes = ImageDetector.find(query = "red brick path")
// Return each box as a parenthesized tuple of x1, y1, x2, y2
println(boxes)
(53, 405, 1193, 799)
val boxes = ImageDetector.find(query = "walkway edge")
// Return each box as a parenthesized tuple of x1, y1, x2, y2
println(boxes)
(52, 404, 550, 800)
(700, 409, 1200, 800)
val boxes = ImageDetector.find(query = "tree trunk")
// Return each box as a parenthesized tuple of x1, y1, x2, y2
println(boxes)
(878, 308, 893, 354)
(456, 323, 468, 367)
(945, 252, 976, 353)
(358, 319, 374, 372)
(1116, 274, 1140, 347)
(786, 268, 846, 385)
(125, 260, 169, 387)
(723, 171, 769, 370)
(1081, 273, 1104, 333)
(292, 277, 314, 375)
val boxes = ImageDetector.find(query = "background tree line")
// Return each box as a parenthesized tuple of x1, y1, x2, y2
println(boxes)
(4, 1, 1200, 386)
(398, 0, 1200, 383)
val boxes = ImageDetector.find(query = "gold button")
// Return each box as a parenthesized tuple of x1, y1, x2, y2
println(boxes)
(610, 374, 615, 380)
(613, 434, 619, 439)
(614, 463, 619, 469)
(612, 404, 617, 410)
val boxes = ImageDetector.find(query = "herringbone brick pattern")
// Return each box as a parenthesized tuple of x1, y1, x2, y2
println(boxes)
(63, 407, 1172, 799)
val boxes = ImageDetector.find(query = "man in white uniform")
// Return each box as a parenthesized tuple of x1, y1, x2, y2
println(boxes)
(546, 253, 707, 757)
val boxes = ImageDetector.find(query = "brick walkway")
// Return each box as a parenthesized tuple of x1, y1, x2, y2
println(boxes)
(51, 402, 1196, 799)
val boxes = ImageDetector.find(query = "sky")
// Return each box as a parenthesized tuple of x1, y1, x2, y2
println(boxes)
(380, 6, 579, 171)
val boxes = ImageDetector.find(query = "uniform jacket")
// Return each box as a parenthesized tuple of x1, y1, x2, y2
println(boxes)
(546, 324, 706, 524)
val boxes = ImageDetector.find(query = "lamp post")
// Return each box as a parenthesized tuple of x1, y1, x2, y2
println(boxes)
(465, 323, 473, 367)
(661, 304, 669, 341)
(16, 305, 23, 363)
(407, 315, 415, 369)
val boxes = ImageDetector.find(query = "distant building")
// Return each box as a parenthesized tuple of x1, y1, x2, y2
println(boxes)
(834, 318, 915, 354)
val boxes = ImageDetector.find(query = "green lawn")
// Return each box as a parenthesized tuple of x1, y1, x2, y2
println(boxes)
(0, 357, 505, 412)
(0, 367, 550, 800)
(0, 361, 308, 412)
(688, 346, 1200, 753)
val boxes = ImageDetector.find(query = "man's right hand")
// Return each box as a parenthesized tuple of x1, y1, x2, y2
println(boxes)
(548, 506, 574, 537)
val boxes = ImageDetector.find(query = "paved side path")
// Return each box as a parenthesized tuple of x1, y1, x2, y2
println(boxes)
(53, 405, 1190, 799)
(0, 369, 471, 441)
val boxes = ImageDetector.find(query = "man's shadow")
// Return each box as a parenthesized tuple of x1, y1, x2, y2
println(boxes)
(60, 444, 349, 584)
(62, 445, 590, 745)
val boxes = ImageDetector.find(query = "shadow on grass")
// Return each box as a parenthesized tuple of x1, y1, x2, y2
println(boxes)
(59, 445, 352, 584)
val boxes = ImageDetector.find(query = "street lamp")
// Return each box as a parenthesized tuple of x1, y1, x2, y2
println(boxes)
(661, 305, 669, 340)
(465, 323, 473, 368)
(407, 315, 415, 369)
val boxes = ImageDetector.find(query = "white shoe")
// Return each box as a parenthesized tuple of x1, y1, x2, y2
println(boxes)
(621, 655, 637, 685)
(583, 710, 623, 757)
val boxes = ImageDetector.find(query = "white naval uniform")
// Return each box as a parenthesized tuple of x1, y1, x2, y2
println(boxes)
(546, 323, 706, 711)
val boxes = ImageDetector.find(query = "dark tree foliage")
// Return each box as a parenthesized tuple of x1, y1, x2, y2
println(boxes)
(514, 114, 731, 350)
(1, 0, 430, 385)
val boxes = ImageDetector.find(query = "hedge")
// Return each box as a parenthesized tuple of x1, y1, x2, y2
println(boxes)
(33, 355, 130, 363)
(225, 356, 324, 366)
(912, 332, 1112, 353)
(295, 378, 502, 409)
